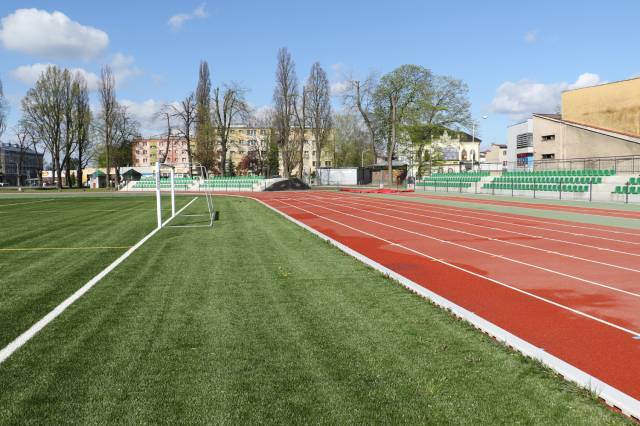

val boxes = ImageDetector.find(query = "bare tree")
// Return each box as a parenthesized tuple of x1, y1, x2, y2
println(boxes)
(305, 62, 332, 179)
(99, 65, 118, 188)
(73, 74, 92, 188)
(155, 108, 173, 164)
(61, 70, 77, 188)
(169, 93, 197, 175)
(12, 124, 33, 188)
(293, 86, 306, 179)
(343, 73, 379, 162)
(248, 108, 275, 176)
(111, 105, 140, 185)
(194, 61, 217, 173)
(21, 65, 67, 189)
(273, 47, 299, 178)
(213, 83, 250, 176)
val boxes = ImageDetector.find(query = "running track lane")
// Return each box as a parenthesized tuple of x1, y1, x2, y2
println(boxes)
(399, 192, 640, 220)
(247, 191, 640, 405)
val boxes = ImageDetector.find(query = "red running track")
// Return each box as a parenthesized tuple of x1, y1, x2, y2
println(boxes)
(401, 192, 640, 220)
(244, 191, 640, 406)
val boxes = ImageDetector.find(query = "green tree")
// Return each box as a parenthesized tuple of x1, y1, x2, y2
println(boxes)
(333, 113, 368, 167)
(266, 130, 280, 177)
(373, 65, 433, 184)
(194, 61, 217, 173)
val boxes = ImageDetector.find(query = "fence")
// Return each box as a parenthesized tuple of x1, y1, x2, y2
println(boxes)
(417, 178, 640, 204)
(476, 155, 640, 174)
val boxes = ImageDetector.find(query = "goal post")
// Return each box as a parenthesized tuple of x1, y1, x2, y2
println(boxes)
(155, 161, 176, 229)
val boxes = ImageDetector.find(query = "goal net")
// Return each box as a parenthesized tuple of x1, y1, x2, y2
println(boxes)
(161, 162, 214, 228)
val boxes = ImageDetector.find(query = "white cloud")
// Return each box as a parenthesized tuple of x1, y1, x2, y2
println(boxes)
(168, 3, 208, 30)
(568, 72, 603, 89)
(10, 52, 141, 91)
(120, 99, 180, 136)
(11, 63, 100, 90)
(110, 52, 142, 86)
(0, 8, 108, 60)
(489, 73, 604, 120)
(524, 30, 538, 44)
(330, 79, 350, 96)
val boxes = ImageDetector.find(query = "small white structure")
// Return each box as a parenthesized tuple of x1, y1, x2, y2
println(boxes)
(317, 167, 358, 185)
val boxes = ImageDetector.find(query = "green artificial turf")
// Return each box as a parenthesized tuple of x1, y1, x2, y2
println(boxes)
(0, 195, 632, 424)
(0, 195, 190, 348)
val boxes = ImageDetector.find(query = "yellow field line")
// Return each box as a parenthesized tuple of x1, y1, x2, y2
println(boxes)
(0, 246, 132, 252)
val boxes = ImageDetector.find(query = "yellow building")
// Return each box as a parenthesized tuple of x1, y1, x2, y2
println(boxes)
(562, 77, 640, 137)
(132, 125, 334, 176)
(506, 78, 640, 167)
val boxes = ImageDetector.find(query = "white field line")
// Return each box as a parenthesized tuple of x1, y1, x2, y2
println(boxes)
(334, 192, 640, 240)
(405, 192, 640, 220)
(257, 197, 640, 420)
(292, 198, 640, 300)
(0, 197, 198, 365)
(305, 194, 640, 265)
(0, 199, 54, 208)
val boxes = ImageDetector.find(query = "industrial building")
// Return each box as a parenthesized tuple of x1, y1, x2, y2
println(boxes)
(505, 77, 640, 171)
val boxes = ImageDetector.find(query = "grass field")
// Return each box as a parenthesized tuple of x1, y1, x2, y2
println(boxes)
(0, 194, 631, 424)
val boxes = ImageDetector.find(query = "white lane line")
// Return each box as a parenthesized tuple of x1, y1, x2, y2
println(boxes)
(272, 198, 640, 336)
(0, 199, 55, 208)
(308, 195, 640, 265)
(326, 191, 640, 240)
(291, 198, 640, 300)
(0, 197, 198, 365)
(255, 196, 640, 420)
(403, 192, 640, 220)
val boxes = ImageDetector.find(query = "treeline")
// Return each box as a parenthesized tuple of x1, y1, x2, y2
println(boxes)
(0, 66, 140, 189)
(0, 48, 472, 187)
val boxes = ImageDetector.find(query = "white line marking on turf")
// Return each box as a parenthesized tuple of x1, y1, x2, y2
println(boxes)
(0, 197, 198, 365)
(253, 196, 640, 420)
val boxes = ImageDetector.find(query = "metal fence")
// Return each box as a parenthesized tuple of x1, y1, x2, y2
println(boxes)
(476, 155, 640, 174)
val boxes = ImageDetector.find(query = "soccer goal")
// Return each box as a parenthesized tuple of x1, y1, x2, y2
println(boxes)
(163, 162, 215, 228)
(155, 161, 177, 229)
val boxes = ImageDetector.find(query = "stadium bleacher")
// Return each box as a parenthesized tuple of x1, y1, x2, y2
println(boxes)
(612, 175, 640, 194)
(483, 170, 615, 193)
(417, 171, 489, 189)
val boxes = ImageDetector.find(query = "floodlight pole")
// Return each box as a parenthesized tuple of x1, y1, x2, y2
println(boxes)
(155, 161, 162, 229)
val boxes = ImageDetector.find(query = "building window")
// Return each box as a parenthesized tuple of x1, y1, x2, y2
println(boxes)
(516, 133, 533, 149)
(325, 161, 331, 166)
(541, 134, 555, 142)
(247, 129, 256, 136)
(502, 150, 507, 155)
(312, 161, 316, 166)
(542, 154, 555, 159)
(303, 150, 309, 159)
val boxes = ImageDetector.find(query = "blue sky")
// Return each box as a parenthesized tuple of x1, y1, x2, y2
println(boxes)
(1, 0, 639, 148)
